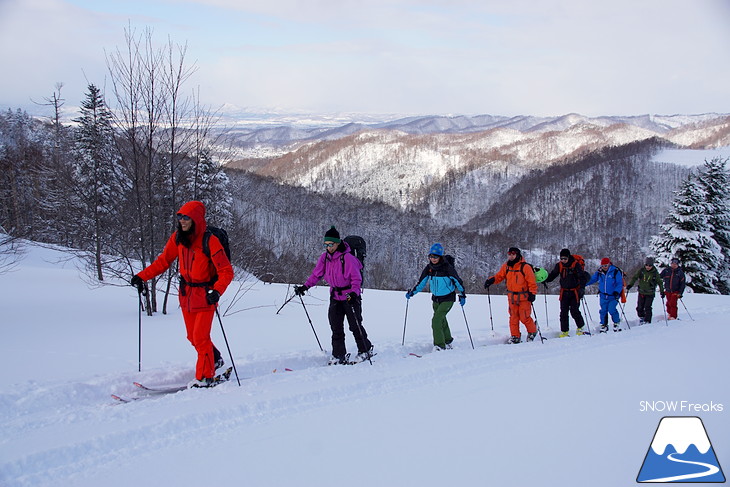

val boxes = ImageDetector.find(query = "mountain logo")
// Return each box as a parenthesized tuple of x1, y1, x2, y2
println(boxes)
(637, 416, 726, 483)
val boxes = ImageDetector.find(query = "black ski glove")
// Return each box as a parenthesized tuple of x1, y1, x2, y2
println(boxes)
(527, 292, 536, 302)
(660, 292, 666, 298)
(346, 292, 359, 303)
(206, 289, 220, 305)
(626, 284, 633, 291)
(294, 285, 308, 296)
(484, 277, 495, 289)
(130, 274, 145, 293)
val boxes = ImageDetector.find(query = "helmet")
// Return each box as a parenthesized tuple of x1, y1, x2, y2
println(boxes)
(534, 266, 548, 283)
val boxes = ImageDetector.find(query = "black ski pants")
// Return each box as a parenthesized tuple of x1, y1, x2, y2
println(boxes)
(636, 293, 655, 323)
(559, 289, 585, 332)
(328, 297, 372, 359)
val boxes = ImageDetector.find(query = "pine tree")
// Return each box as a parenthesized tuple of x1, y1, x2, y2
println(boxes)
(651, 173, 722, 294)
(73, 84, 126, 281)
(697, 157, 730, 294)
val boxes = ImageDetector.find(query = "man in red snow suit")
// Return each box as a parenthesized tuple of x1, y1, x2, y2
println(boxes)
(131, 201, 234, 386)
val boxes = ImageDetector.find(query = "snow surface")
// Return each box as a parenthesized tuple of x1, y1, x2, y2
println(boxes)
(1, 242, 728, 487)
(652, 147, 730, 168)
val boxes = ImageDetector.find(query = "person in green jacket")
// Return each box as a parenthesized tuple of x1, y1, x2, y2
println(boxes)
(626, 257, 665, 324)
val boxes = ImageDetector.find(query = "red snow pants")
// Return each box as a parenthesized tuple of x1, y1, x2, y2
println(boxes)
(182, 308, 216, 380)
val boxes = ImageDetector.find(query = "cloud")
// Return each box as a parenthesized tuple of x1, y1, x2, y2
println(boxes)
(1, 0, 729, 117)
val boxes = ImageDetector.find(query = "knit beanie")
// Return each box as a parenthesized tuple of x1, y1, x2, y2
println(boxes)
(601, 257, 611, 266)
(560, 248, 571, 258)
(508, 247, 522, 259)
(429, 243, 444, 256)
(645, 256, 654, 266)
(324, 226, 341, 243)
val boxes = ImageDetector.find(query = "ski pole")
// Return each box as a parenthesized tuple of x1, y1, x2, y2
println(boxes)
(542, 284, 550, 329)
(214, 307, 241, 386)
(401, 299, 409, 346)
(348, 297, 372, 365)
(276, 288, 297, 315)
(487, 287, 495, 337)
(679, 297, 694, 321)
(617, 300, 631, 330)
(460, 303, 475, 349)
(298, 295, 323, 351)
(137, 282, 148, 372)
(660, 294, 669, 326)
(580, 297, 593, 335)
(530, 303, 546, 343)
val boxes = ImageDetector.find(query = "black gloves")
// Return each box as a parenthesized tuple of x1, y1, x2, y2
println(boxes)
(527, 292, 536, 302)
(484, 277, 495, 289)
(294, 285, 308, 296)
(626, 284, 633, 291)
(206, 289, 220, 305)
(346, 292, 359, 302)
(660, 292, 666, 298)
(130, 274, 145, 293)
(613, 292, 620, 298)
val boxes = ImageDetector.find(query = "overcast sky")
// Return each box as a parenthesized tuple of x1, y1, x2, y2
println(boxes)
(1, 0, 729, 119)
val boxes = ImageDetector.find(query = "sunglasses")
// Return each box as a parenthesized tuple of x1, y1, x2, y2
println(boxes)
(324, 242, 337, 248)
(177, 214, 191, 221)
(428, 254, 441, 259)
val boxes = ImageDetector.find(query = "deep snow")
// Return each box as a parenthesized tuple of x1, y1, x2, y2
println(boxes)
(0, 242, 727, 487)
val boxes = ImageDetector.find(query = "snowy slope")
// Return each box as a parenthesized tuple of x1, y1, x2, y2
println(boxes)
(1, 242, 728, 487)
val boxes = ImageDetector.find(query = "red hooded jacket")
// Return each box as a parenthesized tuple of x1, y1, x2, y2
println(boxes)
(138, 201, 234, 312)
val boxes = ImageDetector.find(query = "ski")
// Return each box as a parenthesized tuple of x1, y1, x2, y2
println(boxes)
(133, 367, 233, 395)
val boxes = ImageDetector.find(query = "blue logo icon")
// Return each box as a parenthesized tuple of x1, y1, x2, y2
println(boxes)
(637, 416, 725, 483)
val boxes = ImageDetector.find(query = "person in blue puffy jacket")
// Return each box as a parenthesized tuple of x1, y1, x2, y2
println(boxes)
(405, 243, 466, 351)
(586, 257, 625, 332)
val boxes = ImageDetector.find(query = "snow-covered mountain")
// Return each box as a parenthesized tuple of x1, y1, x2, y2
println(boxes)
(228, 113, 730, 220)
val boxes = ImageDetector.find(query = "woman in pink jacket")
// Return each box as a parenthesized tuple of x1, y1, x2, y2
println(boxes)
(295, 226, 373, 365)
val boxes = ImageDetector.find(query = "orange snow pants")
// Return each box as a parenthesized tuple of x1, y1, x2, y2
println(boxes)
(182, 309, 216, 380)
(508, 292, 537, 337)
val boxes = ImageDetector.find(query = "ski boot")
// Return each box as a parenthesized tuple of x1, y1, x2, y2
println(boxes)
(558, 331, 569, 338)
(328, 354, 350, 365)
(507, 335, 522, 344)
(599, 324, 609, 333)
(576, 327, 586, 336)
(613, 322, 622, 332)
(526, 332, 537, 342)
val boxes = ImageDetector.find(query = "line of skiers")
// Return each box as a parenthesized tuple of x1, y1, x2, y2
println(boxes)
(129, 203, 689, 380)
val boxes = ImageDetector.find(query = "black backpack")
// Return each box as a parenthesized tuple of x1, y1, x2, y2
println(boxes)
(202, 226, 231, 262)
(443, 254, 455, 267)
(342, 235, 366, 269)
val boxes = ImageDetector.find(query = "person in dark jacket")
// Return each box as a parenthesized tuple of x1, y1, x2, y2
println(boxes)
(660, 258, 686, 320)
(131, 201, 234, 387)
(544, 248, 587, 337)
(406, 243, 466, 351)
(626, 256, 665, 324)
(294, 226, 373, 365)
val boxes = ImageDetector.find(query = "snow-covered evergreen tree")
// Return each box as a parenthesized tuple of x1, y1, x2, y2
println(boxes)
(651, 172, 722, 294)
(73, 84, 126, 280)
(188, 148, 233, 226)
(697, 157, 730, 294)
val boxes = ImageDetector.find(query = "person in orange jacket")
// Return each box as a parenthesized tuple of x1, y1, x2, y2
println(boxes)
(484, 247, 538, 343)
(131, 201, 234, 387)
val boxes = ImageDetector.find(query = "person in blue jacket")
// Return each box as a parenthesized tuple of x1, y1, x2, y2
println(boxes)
(405, 243, 466, 351)
(586, 257, 625, 332)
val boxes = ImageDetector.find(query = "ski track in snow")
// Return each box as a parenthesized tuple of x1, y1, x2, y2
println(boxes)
(1, 324, 664, 487)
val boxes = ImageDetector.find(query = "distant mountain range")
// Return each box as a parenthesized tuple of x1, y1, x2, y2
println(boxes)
(221, 111, 730, 288)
